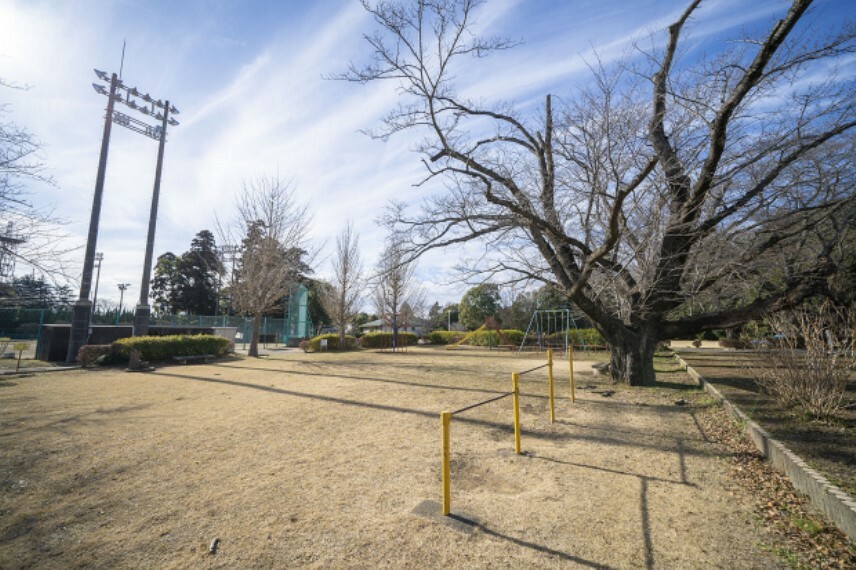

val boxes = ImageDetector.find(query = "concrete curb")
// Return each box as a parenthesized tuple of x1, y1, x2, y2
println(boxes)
(0, 365, 80, 376)
(675, 354, 856, 540)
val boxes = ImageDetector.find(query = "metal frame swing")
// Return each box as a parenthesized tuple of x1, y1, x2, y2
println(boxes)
(518, 309, 570, 354)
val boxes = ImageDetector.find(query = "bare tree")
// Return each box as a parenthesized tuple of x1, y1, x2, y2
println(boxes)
(320, 222, 364, 348)
(1, 78, 73, 280)
(220, 177, 312, 357)
(339, 0, 856, 385)
(372, 239, 425, 333)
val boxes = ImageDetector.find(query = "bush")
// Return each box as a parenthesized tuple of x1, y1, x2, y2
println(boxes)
(566, 328, 604, 347)
(77, 344, 113, 367)
(718, 338, 750, 349)
(112, 334, 231, 362)
(425, 330, 465, 345)
(359, 332, 418, 349)
(306, 333, 357, 351)
(748, 303, 854, 418)
(464, 329, 524, 347)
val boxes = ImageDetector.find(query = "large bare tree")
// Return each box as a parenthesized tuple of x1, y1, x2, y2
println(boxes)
(340, 0, 856, 385)
(221, 177, 312, 357)
(320, 222, 364, 348)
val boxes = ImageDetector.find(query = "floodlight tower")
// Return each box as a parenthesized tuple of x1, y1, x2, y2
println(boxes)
(66, 70, 180, 362)
(116, 282, 131, 325)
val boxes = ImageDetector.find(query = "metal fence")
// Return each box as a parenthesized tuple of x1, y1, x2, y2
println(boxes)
(0, 284, 313, 353)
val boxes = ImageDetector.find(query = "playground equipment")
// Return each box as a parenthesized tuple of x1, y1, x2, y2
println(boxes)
(519, 309, 570, 353)
(518, 308, 595, 354)
(439, 348, 576, 515)
(446, 317, 514, 350)
(445, 324, 486, 349)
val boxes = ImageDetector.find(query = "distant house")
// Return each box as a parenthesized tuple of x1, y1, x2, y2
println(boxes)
(359, 317, 429, 337)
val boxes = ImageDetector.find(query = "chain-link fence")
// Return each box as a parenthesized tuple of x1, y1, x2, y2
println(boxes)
(0, 283, 313, 353)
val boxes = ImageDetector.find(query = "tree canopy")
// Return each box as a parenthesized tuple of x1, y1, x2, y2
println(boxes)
(343, 0, 856, 385)
(150, 230, 223, 316)
(458, 283, 500, 330)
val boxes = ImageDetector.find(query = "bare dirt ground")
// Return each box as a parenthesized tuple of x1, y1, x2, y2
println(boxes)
(0, 346, 833, 568)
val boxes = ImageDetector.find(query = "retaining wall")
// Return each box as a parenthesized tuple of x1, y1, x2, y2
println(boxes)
(675, 353, 856, 540)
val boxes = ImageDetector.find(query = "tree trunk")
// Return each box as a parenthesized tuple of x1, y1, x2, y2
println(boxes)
(608, 326, 658, 387)
(249, 312, 262, 357)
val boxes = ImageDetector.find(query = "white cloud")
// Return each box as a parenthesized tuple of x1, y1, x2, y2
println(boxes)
(1, 0, 849, 308)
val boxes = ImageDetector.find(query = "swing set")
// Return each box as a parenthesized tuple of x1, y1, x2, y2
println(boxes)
(518, 308, 591, 354)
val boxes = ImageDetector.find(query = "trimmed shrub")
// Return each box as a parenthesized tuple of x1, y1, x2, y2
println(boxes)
(571, 328, 604, 346)
(425, 330, 465, 345)
(112, 334, 231, 362)
(718, 338, 750, 349)
(465, 329, 525, 347)
(359, 332, 418, 349)
(77, 344, 113, 367)
(306, 333, 357, 351)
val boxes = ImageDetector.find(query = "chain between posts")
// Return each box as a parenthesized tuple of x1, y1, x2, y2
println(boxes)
(439, 349, 572, 516)
(518, 362, 549, 376)
(451, 392, 512, 415)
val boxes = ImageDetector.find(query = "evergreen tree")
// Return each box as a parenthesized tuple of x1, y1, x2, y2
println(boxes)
(151, 252, 180, 316)
(175, 230, 222, 315)
(459, 284, 501, 330)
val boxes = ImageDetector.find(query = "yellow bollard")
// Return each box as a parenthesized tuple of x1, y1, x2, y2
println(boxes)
(569, 345, 576, 402)
(547, 349, 555, 423)
(441, 411, 451, 515)
(512, 372, 521, 454)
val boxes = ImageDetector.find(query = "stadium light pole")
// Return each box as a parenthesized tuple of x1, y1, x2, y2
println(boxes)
(132, 95, 177, 337)
(116, 283, 131, 325)
(91, 252, 104, 318)
(67, 69, 180, 362)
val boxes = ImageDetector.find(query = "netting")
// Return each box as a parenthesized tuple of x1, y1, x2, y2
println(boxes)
(0, 283, 313, 349)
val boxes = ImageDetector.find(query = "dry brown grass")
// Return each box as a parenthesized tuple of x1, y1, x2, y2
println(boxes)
(1, 347, 785, 568)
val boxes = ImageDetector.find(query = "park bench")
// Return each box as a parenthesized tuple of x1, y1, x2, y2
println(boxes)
(172, 354, 215, 365)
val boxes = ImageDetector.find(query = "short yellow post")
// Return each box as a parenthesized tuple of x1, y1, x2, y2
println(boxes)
(569, 345, 576, 402)
(441, 411, 451, 515)
(547, 349, 555, 423)
(512, 372, 521, 454)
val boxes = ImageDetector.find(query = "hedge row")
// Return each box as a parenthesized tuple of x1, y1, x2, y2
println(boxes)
(424, 328, 604, 347)
(465, 330, 525, 347)
(305, 333, 357, 351)
(359, 331, 419, 349)
(112, 334, 232, 362)
(424, 331, 465, 345)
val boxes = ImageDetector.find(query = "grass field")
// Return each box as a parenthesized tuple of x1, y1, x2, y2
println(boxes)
(1, 347, 788, 568)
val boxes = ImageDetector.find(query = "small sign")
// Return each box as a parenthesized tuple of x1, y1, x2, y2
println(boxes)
(320, 339, 328, 351)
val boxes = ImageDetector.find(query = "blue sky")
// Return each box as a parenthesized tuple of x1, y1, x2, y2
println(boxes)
(0, 0, 851, 306)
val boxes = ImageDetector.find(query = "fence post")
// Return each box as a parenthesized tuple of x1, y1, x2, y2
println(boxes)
(569, 345, 576, 402)
(35, 308, 45, 358)
(547, 348, 555, 423)
(512, 372, 521, 455)
(441, 411, 451, 515)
